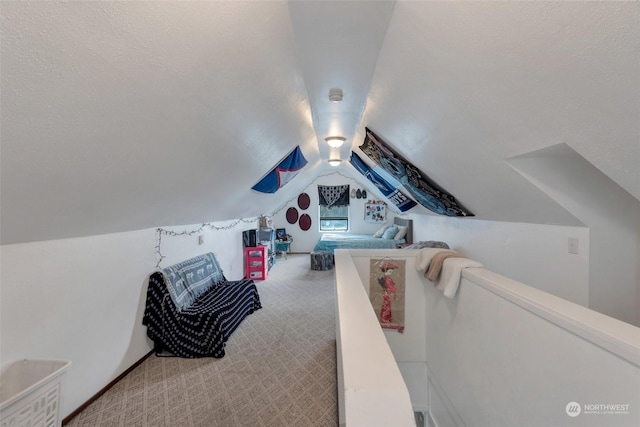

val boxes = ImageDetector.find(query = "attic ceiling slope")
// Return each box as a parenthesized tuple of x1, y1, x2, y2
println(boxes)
(287, 0, 395, 162)
(0, 1, 317, 244)
(357, 1, 639, 226)
(2, 1, 638, 244)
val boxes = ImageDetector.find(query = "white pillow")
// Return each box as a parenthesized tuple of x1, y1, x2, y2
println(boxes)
(394, 225, 408, 240)
(372, 224, 390, 238)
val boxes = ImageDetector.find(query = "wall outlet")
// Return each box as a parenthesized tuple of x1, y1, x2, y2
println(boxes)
(198, 235, 204, 245)
(568, 237, 579, 254)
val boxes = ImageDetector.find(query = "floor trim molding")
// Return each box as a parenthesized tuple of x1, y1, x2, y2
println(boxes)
(62, 350, 154, 425)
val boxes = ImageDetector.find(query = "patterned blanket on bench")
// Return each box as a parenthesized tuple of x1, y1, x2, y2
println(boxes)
(143, 253, 261, 358)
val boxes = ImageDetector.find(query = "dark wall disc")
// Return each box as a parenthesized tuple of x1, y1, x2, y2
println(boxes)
(297, 193, 310, 210)
(286, 207, 299, 224)
(299, 213, 312, 231)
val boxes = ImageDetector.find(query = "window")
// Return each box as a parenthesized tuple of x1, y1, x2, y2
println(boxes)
(318, 184, 350, 231)
(319, 205, 349, 231)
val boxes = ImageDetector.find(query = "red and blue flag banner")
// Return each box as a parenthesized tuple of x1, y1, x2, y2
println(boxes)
(359, 128, 473, 217)
(350, 152, 417, 212)
(252, 146, 308, 193)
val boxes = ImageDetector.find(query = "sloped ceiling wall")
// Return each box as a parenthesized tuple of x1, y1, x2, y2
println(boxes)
(1, 1, 638, 244)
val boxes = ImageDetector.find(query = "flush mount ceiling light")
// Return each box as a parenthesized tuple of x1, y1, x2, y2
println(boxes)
(325, 136, 346, 148)
(328, 159, 342, 167)
(329, 88, 343, 103)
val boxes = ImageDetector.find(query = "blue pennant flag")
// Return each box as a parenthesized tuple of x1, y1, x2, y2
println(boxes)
(252, 146, 308, 193)
(350, 152, 417, 212)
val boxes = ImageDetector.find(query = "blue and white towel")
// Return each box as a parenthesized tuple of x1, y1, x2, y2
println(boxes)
(162, 252, 225, 311)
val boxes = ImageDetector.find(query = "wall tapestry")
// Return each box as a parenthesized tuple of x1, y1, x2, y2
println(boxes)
(350, 152, 417, 212)
(369, 258, 405, 333)
(364, 202, 387, 223)
(252, 146, 308, 193)
(359, 128, 473, 217)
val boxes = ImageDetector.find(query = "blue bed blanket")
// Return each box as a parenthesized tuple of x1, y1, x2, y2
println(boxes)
(313, 233, 403, 254)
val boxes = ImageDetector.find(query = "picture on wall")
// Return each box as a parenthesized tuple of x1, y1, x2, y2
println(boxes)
(369, 258, 406, 333)
(364, 202, 387, 223)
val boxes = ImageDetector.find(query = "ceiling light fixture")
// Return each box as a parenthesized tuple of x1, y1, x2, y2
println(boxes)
(328, 159, 342, 167)
(329, 88, 343, 103)
(325, 136, 346, 148)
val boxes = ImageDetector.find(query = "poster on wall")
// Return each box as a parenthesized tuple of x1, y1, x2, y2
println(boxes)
(369, 258, 406, 333)
(359, 128, 473, 217)
(364, 202, 387, 223)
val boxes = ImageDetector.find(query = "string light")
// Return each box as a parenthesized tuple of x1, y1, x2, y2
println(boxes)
(155, 218, 258, 269)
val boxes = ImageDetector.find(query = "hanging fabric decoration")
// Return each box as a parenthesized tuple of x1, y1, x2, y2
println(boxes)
(359, 128, 473, 216)
(252, 146, 308, 193)
(318, 185, 350, 207)
(350, 152, 417, 212)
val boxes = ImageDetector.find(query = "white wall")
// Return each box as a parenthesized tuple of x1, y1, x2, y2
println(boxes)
(424, 269, 640, 427)
(410, 213, 640, 327)
(334, 250, 415, 427)
(409, 215, 592, 310)
(350, 249, 429, 412)
(0, 219, 250, 418)
(342, 249, 640, 427)
(507, 143, 640, 327)
(270, 173, 394, 253)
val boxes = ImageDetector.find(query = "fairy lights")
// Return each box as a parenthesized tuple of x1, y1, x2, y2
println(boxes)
(154, 218, 258, 269)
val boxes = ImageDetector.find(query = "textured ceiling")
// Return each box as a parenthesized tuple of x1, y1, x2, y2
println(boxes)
(1, 1, 638, 244)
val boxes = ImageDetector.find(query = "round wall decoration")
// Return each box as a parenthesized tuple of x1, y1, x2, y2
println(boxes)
(297, 193, 310, 210)
(299, 214, 312, 231)
(286, 207, 299, 224)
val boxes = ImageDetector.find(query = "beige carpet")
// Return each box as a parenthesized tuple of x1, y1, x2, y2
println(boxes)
(66, 254, 338, 426)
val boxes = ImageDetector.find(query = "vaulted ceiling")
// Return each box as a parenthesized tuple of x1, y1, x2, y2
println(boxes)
(2, 1, 638, 244)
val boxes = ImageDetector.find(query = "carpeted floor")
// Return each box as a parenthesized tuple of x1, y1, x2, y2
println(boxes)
(66, 254, 338, 426)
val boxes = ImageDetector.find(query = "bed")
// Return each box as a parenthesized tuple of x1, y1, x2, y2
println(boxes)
(313, 218, 413, 254)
